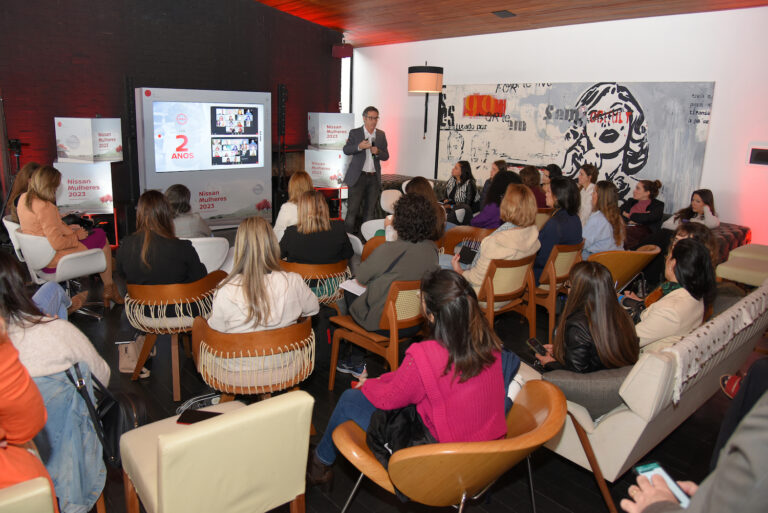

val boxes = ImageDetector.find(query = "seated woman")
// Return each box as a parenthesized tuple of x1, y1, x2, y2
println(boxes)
(520, 165, 547, 208)
(208, 216, 319, 333)
(620, 179, 664, 250)
(480, 159, 507, 204)
(17, 165, 121, 306)
(7, 161, 40, 223)
(534, 177, 583, 284)
(582, 180, 624, 259)
(273, 170, 313, 242)
(1, 253, 109, 513)
(280, 191, 352, 264)
(117, 190, 207, 286)
(444, 161, 479, 225)
(381, 177, 445, 241)
(337, 194, 440, 377)
(309, 269, 507, 486)
(577, 164, 599, 226)
(635, 238, 716, 348)
(165, 183, 212, 238)
(535, 261, 638, 373)
(453, 184, 540, 293)
(470, 170, 521, 230)
(0, 324, 58, 512)
(661, 189, 720, 231)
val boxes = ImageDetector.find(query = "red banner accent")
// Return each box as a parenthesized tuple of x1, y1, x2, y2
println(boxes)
(463, 94, 507, 117)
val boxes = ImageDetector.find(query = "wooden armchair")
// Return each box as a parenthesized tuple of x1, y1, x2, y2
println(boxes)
(328, 280, 423, 390)
(332, 380, 567, 513)
(361, 235, 386, 261)
(534, 242, 584, 344)
(192, 317, 315, 401)
(438, 226, 493, 256)
(125, 270, 227, 401)
(478, 255, 537, 336)
(535, 208, 554, 231)
(587, 246, 661, 292)
(280, 259, 351, 308)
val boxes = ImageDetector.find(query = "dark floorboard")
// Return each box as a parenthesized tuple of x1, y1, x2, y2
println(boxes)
(68, 279, 755, 513)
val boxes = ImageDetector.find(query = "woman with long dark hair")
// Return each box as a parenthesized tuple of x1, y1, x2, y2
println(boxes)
(116, 190, 207, 286)
(635, 238, 716, 348)
(444, 160, 479, 224)
(662, 189, 719, 231)
(165, 183, 212, 238)
(534, 177, 582, 283)
(308, 269, 507, 486)
(17, 165, 121, 306)
(7, 161, 40, 222)
(471, 170, 521, 229)
(535, 261, 638, 372)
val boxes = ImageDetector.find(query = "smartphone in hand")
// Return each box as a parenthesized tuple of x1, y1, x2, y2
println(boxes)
(526, 337, 548, 356)
(633, 461, 690, 508)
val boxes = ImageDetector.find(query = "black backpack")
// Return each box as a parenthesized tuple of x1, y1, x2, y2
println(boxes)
(66, 363, 148, 468)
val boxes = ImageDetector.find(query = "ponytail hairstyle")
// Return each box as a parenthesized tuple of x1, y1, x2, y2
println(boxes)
(421, 269, 501, 382)
(553, 262, 638, 369)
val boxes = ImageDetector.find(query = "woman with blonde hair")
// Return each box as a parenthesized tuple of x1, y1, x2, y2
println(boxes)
(280, 191, 352, 264)
(208, 216, 318, 333)
(582, 180, 624, 258)
(273, 170, 314, 241)
(17, 165, 122, 306)
(453, 184, 541, 292)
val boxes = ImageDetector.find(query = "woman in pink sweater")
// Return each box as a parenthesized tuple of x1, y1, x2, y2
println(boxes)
(308, 269, 507, 486)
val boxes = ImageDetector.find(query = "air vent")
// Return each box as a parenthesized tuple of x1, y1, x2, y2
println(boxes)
(492, 10, 517, 19)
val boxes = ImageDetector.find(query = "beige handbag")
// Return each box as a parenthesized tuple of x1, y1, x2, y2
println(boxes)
(118, 336, 150, 377)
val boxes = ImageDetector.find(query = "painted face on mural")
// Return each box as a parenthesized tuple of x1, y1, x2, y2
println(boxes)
(585, 94, 631, 158)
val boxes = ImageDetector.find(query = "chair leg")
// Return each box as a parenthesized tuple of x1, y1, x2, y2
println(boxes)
(457, 492, 468, 513)
(547, 298, 556, 345)
(181, 332, 192, 357)
(569, 413, 617, 513)
(132, 333, 157, 380)
(95, 492, 106, 513)
(289, 493, 305, 513)
(171, 333, 181, 402)
(123, 470, 140, 513)
(329, 330, 343, 391)
(340, 472, 365, 513)
(526, 455, 537, 513)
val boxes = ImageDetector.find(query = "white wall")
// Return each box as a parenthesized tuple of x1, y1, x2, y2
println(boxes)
(352, 7, 768, 244)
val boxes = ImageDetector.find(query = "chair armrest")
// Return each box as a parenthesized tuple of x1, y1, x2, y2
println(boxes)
(332, 420, 395, 494)
(566, 401, 596, 433)
(55, 248, 107, 281)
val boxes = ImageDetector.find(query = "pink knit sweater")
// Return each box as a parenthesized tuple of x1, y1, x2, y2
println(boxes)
(361, 339, 507, 443)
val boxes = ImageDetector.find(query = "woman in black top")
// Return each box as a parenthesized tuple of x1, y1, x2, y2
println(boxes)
(444, 161, 478, 224)
(280, 191, 353, 264)
(535, 261, 638, 373)
(117, 190, 207, 285)
(620, 179, 664, 249)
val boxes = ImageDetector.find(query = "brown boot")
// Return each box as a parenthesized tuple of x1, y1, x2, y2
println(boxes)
(67, 291, 89, 315)
(102, 282, 125, 307)
(306, 450, 333, 489)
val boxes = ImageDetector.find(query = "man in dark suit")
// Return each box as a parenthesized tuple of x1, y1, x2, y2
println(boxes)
(343, 106, 389, 235)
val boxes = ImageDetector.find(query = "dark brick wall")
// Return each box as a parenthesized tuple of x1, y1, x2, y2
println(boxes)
(0, 0, 342, 171)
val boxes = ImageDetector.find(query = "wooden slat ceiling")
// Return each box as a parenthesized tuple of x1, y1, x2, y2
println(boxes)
(258, 0, 767, 46)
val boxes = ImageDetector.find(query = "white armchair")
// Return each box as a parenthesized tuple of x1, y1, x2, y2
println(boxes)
(15, 230, 106, 286)
(183, 237, 230, 272)
(0, 477, 56, 513)
(2, 216, 24, 261)
(120, 391, 315, 513)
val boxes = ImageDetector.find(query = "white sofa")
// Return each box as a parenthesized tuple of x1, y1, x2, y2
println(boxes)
(519, 278, 768, 511)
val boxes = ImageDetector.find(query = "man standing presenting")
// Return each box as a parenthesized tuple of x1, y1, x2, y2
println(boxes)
(343, 106, 389, 235)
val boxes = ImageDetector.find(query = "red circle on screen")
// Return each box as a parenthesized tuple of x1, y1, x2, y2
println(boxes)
(145, 90, 152, 97)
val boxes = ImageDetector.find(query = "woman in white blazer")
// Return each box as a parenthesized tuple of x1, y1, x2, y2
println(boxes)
(636, 238, 716, 348)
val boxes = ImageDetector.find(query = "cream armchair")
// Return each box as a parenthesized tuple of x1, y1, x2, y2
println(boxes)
(0, 477, 56, 513)
(120, 391, 315, 513)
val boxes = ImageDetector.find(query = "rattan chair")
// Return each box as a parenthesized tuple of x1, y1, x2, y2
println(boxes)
(438, 226, 493, 256)
(328, 280, 422, 390)
(125, 270, 227, 401)
(280, 260, 351, 308)
(192, 317, 315, 401)
(332, 380, 567, 513)
(478, 255, 536, 335)
(534, 242, 584, 344)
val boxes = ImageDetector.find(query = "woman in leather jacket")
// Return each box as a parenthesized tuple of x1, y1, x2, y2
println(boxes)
(535, 261, 639, 373)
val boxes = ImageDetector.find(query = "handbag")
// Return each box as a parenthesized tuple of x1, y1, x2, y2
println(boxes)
(118, 336, 150, 378)
(66, 363, 148, 468)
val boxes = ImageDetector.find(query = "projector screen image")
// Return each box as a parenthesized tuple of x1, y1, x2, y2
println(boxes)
(211, 107, 258, 135)
(212, 138, 259, 165)
(152, 101, 264, 172)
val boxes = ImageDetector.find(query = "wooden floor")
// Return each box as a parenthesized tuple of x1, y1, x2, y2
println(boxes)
(72, 281, 753, 513)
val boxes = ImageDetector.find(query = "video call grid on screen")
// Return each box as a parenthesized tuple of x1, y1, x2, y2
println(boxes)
(211, 106, 258, 135)
(211, 138, 259, 165)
